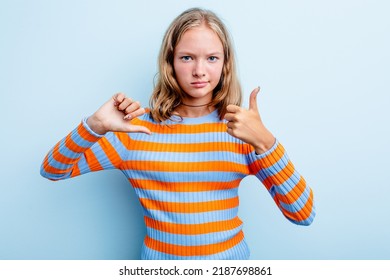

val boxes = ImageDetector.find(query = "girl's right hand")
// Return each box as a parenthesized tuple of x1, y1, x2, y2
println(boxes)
(86, 93, 151, 135)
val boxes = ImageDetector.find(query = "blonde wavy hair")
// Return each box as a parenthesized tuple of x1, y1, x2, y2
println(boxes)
(149, 8, 242, 122)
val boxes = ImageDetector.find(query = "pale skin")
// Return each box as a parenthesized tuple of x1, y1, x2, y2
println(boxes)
(87, 24, 275, 154)
(172, 24, 224, 118)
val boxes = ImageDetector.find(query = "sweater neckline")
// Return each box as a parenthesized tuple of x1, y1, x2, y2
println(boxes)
(168, 109, 220, 125)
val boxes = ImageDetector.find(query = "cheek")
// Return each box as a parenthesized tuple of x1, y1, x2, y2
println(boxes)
(173, 63, 189, 79)
(210, 64, 224, 81)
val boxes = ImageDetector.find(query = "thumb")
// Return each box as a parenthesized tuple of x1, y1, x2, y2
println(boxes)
(249, 86, 260, 111)
(126, 124, 152, 135)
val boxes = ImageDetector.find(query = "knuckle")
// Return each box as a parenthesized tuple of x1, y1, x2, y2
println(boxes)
(115, 92, 125, 99)
(124, 107, 132, 114)
(118, 103, 126, 110)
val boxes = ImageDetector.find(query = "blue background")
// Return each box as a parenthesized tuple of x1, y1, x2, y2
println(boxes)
(1, 0, 389, 259)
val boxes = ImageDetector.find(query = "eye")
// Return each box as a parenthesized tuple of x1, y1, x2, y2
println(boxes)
(181, 56, 192, 62)
(208, 56, 218, 62)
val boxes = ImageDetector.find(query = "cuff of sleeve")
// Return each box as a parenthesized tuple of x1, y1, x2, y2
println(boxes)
(81, 117, 105, 140)
(254, 138, 279, 158)
(249, 139, 289, 172)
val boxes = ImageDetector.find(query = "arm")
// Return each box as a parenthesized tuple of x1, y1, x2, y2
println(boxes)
(248, 140, 315, 225)
(40, 93, 151, 181)
(40, 119, 106, 180)
(224, 87, 315, 225)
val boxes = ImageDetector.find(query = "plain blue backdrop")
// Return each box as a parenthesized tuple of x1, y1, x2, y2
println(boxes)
(1, 0, 389, 259)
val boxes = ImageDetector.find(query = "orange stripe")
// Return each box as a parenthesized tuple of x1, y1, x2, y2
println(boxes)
(281, 189, 314, 222)
(77, 123, 101, 142)
(120, 139, 249, 154)
(139, 197, 239, 213)
(144, 216, 243, 235)
(131, 118, 226, 134)
(98, 137, 123, 167)
(123, 160, 249, 173)
(43, 164, 72, 176)
(129, 179, 242, 192)
(274, 176, 307, 205)
(145, 230, 244, 256)
(71, 164, 81, 177)
(65, 134, 86, 153)
(84, 149, 103, 172)
(250, 143, 286, 170)
(42, 157, 73, 175)
(261, 160, 296, 191)
(52, 142, 74, 165)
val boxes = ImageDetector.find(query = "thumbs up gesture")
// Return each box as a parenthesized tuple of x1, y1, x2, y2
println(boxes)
(224, 87, 275, 154)
(87, 93, 151, 135)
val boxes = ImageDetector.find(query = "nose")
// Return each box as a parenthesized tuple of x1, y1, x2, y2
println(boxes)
(192, 60, 206, 77)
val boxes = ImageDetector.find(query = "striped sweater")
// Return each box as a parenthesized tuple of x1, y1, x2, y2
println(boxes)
(40, 109, 315, 259)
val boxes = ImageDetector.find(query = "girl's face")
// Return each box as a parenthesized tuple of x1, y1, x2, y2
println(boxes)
(173, 25, 224, 105)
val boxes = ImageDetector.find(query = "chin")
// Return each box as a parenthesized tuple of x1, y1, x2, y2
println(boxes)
(185, 88, 214, 99)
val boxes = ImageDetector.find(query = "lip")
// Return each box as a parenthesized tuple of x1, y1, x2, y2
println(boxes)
(191, 81, 208, 88)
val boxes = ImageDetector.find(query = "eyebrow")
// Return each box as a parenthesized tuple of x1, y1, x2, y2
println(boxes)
(175, 51, 224, 56)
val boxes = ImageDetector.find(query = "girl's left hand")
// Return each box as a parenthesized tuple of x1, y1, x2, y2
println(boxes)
(224, 87, 276, 154)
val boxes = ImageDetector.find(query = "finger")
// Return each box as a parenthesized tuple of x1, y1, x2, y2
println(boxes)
(127, 125, 152, 135)
(226, 121, 235, 129)
(223, 113, 236, 122)
(226, 104, 240, 113)
(117, 97, 134, 111)
(123, 107, 146, 120)
(249, 86, 260, 111)
(226, 126, 236, 137)
(123, 101, 141, 115)
(113, 92, 126, 105)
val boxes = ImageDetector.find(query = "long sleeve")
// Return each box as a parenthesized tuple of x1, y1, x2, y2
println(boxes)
(248, 139, 315, 225)
(40, 118, 125, 181)
(40, 109, 315, 259)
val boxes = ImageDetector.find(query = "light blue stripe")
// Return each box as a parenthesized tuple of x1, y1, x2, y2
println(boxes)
(89, 143, 115, 169)
(135, 188, 239, 203)
(278, 184, 311, 213)
(268, 170, 302, 197)
(59, 138, 83, 159)
(75, 155, 91, 174)
(40, 169, 71, 180)
(287, 207, 316, 226)
(274, 170, 302, 194)
(144, 208, 239, 224)
(139, 109, 222, 126)
(59, 123, 102, 158)
(82, 117, 105, 137)
(141, 239, 250, 260)
(125, 170, 246, 182)
(131, 131, 238, 144)
(104, 132, 130, 161)
(70, 128, 96, 148)
(47, 150, 73, 170)
(248, 139, 279, 161)
(255, 154, 290, 181)
(123, 150, 248, 164)
(146, 226, 242, 246)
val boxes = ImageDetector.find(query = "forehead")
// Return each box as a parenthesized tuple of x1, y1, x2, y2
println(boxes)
(175, 25, 223, 53)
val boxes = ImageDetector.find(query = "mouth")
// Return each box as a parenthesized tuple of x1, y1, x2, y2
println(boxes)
(191, 81, 209, 88)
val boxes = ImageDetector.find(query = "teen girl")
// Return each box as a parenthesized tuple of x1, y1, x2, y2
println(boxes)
(41, 8, 315, 260)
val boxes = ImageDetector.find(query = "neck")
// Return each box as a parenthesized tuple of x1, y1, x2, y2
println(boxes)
(181, 102, 211, 107)
(175, 104, 215, 118)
